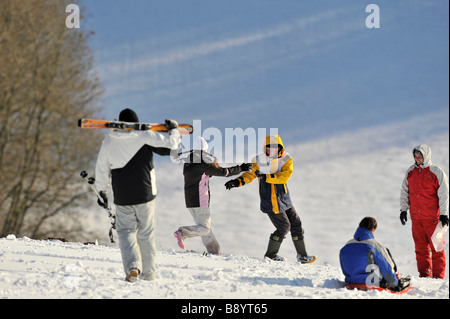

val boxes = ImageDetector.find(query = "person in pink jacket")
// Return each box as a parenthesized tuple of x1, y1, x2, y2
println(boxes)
(400, 144, 449, 279)
(174, 137, 251, 255)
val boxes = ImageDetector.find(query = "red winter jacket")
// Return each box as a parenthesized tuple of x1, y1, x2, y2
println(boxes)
(400, 145, 449, 221)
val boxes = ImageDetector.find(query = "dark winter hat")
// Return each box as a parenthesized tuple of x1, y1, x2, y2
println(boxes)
(119, 108, 139, 122)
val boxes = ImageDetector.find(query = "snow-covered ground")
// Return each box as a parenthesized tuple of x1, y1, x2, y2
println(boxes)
(0, 235, 448, 300)
(0, 110, 448, 300)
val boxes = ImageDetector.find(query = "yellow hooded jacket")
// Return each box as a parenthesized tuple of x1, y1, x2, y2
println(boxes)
(236, 135, 293, 214)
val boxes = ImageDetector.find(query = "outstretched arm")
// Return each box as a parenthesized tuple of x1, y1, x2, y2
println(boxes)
(203, 162, 251, 177)
(236, 160, 259, 186)
(225, 161, 258, 190)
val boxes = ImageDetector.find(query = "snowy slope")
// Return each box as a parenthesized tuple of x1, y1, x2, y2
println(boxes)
(153, 110, 449, 280)
(0, 110, 448, 300)
(0, 235, 448, 300)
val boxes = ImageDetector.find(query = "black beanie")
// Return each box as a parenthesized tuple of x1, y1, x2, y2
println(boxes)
(119, 108, 139, 122)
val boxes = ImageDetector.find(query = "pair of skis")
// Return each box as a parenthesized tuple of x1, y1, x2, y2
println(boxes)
(78, 118, 193, 135)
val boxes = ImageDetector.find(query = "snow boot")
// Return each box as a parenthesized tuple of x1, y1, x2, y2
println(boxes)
(264, 234, 285, 261)
(297, 255, 317, 264)
(292, 235, 317, 264)
(391, 277, 412, 292)
(126, 268, 139, 283)
(174, 230, 186, 249)
(201, 232, 222, 255)
(266, 255, 286, 261)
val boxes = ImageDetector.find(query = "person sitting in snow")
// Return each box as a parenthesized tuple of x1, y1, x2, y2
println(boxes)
(339, 217, 411, 292)
(224, 135, 316, 263)
(174, 136, 252, 255)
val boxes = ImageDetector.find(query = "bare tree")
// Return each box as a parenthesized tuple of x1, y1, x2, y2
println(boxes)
(0, 0, 104, 240)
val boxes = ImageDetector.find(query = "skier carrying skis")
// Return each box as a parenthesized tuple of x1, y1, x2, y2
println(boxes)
(340, 217, 411, 292)
(224, 135, 316, 263)
(95, 108, 181, 282)
(400, 144, 449, 279)
(174, 136, 252, 254)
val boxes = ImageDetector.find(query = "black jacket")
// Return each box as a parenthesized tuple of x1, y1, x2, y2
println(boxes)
(95, 129, 180, 205)
(183, 151, 242, 208)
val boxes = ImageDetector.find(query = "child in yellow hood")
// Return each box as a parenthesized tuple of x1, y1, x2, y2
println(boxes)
(225, 135, 317, 263)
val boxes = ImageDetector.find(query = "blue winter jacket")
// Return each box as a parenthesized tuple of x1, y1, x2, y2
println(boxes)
(339, 227, 399, 288)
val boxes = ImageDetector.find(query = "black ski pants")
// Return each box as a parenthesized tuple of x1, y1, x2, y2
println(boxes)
(267, 206, 304, 239)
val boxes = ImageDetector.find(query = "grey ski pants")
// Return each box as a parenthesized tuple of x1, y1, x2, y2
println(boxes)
(178, 207, 222, 255)
(115, 200, 156, 280)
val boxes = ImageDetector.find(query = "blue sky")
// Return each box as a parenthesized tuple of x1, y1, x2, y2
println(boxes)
(82, 0, 449, 146)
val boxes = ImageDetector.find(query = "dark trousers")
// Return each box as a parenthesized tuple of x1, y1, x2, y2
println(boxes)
(267, 206, 304, 239)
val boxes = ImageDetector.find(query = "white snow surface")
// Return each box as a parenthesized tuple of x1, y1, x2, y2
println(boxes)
(0, 111, 448, 300)
(1, 235, 448, 300)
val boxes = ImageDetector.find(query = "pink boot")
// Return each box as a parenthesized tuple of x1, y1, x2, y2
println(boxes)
(174, 230, 186, 249)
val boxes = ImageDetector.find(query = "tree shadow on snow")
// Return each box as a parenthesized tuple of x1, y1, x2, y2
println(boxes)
(240, 276, 346, 289)
(240, 276, 314, 287)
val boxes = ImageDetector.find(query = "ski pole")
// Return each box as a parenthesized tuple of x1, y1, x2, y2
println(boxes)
(80, 171, 116, 243)
(80, 170, 104, 203)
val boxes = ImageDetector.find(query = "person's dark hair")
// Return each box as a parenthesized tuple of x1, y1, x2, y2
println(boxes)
(413, 150, 423, 157)
(359, 217, 377, 231)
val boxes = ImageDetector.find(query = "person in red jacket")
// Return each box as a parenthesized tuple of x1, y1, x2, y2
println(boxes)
(400, 144, 449, 279)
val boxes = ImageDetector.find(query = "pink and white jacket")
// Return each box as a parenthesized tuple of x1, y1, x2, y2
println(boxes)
(183, 151, 243, 208)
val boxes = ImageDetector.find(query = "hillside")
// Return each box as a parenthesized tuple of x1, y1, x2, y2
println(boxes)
(0, 235, 448, 301)
(1, 110, 447, 301)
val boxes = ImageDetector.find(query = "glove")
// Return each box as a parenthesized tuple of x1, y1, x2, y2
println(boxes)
(165, 119, 178, 130)
(240, 163, 252, 172)
(97, 191, 108, 208)
(440, 215, 449, 227)
(225, 179, 239, 190)
(391, 277, 411, 292)
(400, 211, 407, 225)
